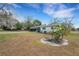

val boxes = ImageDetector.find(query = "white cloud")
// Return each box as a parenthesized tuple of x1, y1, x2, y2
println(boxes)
(7, 3, 22, 8)
(43, 3, 75, 18)
(58, 4, 67, 9)
(27, 3, 40, 9)
(11, 3, 22, 8)
(15, 15, 25, 22)
(43, 3, 57, 16)
(53, 8, 75, 18)
(43, 5, 54, 16)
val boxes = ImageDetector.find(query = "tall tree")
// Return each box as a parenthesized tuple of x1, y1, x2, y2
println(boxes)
(24, 16, 33, 30)
(32, 19, 41, 26)
(0, 3, 18, 30)
(15, 22, 23, 30)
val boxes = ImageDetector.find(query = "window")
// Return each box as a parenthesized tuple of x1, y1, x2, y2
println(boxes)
(42, 27, 46, 30)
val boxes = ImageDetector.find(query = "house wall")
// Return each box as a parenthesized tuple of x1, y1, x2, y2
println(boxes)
(40, 27, 52, 33)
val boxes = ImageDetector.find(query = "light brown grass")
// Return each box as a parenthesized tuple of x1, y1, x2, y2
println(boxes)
(0, 31, 79, 56)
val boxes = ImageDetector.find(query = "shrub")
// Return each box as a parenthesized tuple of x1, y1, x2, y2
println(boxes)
(51, 23, 71, 43)
(15, 22, 23, 30)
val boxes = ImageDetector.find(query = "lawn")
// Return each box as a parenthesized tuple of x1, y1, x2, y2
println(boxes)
(0, 31, 79, 56)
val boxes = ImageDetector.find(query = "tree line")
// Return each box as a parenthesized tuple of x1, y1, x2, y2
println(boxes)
(0, 4, 79, 31)
(15, 16, 42, 31)
(0, 4, 42, 31)
(0, 9, 42, 31)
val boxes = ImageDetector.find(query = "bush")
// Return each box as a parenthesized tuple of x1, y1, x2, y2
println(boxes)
(77, 28, 79, 31)
(51, 23, 71, 43)
(15, 22, 23, 30)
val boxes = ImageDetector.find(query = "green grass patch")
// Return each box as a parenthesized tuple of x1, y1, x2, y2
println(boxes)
(32, 41, 44, 46)
(65, 32, 79, 40)
(0, 31, 79, 43)
(0, 33, 18, 42)
(0, 31, 43, 43)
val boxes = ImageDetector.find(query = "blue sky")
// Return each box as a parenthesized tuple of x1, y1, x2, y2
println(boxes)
(5, 3, 79, 28)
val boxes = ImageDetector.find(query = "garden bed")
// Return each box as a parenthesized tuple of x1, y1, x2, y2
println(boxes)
(41, 38, 69, 46)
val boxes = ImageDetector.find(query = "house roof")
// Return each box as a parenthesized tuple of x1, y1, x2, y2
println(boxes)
(30, 24, 53, 29)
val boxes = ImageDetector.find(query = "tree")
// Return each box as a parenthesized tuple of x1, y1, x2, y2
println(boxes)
(32, 19, 41, 26)
(15, 22, 23, 30)
(71, 27, 76, 31)
(0, 9, 18, 30)
(0, 4, 18, 30)
(77, 28, 79, 31)
(24, 16, 33, 30)
(51, 18, 73, 43)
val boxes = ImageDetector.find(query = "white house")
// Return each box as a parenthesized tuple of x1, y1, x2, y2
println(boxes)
(30, 24, 53, 33)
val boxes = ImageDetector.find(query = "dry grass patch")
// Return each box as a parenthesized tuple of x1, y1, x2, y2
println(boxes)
(0, 31, 79, 56)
